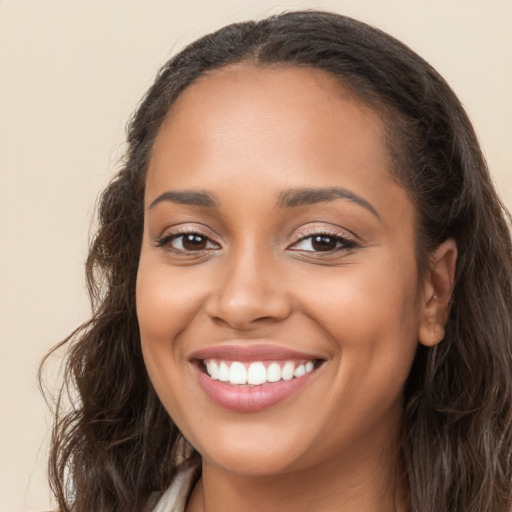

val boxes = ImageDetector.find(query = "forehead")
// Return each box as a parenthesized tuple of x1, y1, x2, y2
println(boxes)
(146, 63, 399, 209)
(168, 63, 367, 122)
(156, 63, 386, 147)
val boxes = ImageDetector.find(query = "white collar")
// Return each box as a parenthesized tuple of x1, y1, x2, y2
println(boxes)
(152, 465, 198, 512)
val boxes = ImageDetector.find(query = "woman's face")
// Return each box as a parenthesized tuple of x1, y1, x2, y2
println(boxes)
(136, 64, 433, 476)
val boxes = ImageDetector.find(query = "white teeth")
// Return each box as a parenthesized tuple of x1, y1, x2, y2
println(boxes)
(207, 360, 219, 380)
(247, 362, 267, 385)
(281, 362, 295, 381)
(204, 359, 317, 385)
(293, 364, 305, 378)
(266, 362, 281, 383)
(229, 362, 247, 385)
(218, 361, 229, 382)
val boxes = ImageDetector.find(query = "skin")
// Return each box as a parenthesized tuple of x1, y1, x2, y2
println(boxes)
(136, 64, 456, 512)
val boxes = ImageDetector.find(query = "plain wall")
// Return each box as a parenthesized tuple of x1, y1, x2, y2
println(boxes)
(1, 1, 511, 510)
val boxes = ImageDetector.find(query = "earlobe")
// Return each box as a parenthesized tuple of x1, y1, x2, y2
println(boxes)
(418, 238, 457, 347)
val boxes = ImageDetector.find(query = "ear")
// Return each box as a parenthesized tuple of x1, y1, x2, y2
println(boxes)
(418, 238, 457, 347)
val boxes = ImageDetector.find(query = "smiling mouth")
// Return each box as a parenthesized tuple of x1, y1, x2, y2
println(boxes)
(190, 345, 325, 411)
(198, 359, 322, 386)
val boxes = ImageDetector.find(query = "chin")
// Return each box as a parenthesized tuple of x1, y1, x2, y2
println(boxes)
(201, 446, 305, 477)
(188, 421, 316, 477)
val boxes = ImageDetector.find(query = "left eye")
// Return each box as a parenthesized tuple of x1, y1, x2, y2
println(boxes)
(290, 234, 354, 252)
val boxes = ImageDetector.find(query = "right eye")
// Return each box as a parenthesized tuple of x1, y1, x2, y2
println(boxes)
(156, 232, 220, 252)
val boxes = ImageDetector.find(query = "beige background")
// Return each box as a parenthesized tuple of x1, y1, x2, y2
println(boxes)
(1, 1, 511, 510)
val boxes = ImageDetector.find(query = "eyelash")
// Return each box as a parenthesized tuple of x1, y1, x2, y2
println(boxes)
(288, 230, 357, 253)
(155, 229, 357, 254)
(155, 231, 220, 252)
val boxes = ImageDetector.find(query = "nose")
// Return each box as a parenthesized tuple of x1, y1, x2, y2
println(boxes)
(205, 248, 292, 331)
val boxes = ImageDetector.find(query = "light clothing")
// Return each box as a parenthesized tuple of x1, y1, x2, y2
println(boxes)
(152, 465, 197, 512)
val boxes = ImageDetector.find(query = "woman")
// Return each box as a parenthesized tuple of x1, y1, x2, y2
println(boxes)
(43, 10, 512, 512)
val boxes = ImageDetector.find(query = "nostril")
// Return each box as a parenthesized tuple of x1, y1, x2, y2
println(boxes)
(254, 315, 276, 323)
(210, 315, 232, 328)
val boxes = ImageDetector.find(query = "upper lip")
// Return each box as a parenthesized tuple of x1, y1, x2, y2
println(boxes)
(189, 344, 322, 362)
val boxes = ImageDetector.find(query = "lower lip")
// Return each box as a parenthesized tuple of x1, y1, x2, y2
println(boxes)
(194, 364, 318, 412)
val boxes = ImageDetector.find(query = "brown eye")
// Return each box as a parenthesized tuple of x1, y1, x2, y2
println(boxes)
(182, 234, 208, 251)
(156, 232, 220, 252)
(311, 235, 338, 252)
(289, 232, 357, 253)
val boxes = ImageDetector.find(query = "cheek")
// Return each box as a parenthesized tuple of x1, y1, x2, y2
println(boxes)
(135, 257, 205, 435)
(136, 254, 206, 344)
(302, 253, 422, 387)
(135, 252, 200, 399)
(302, 263, 421, 438)
(302, 251, 420, 336)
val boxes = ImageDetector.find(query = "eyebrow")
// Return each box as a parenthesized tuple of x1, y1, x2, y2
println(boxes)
(148, 186, 379, 218)
(149, 190, 218, 209)
(277, 187, 380, 218)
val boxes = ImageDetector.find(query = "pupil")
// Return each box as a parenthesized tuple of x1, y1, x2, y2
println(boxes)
(183, 234, 206, 250)
(312, 235, 336, 251)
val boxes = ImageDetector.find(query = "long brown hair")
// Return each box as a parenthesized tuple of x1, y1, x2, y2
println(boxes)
(41, 11, 512, 512)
